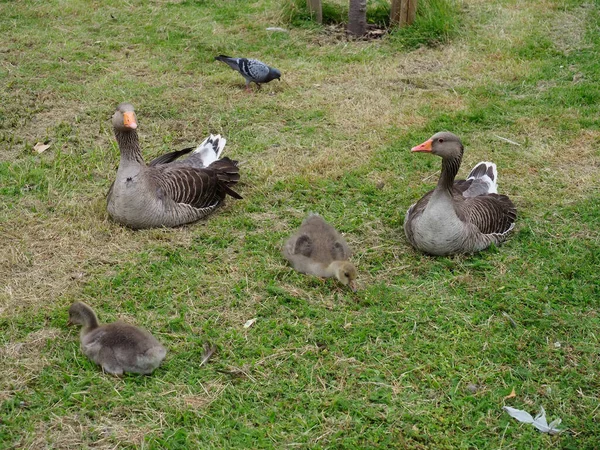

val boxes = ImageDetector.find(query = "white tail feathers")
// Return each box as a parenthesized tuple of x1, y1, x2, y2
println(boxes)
(193, 134, 227, 167)
(467, 161, 498, 194)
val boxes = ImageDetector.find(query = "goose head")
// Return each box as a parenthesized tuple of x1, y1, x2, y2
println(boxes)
(411, 131, 463, 159)
(67, 301, 99, 329)
(112, 103, 138, 132)
(331, 261, 358, 292)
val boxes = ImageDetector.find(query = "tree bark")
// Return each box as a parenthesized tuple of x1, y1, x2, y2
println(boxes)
(307, 0, 322, 24)
(390, 0, 418, 27)
(348, 0, 367, 37)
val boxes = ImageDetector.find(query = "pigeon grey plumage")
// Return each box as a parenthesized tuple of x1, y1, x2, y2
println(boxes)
(215, 55, 281, 91)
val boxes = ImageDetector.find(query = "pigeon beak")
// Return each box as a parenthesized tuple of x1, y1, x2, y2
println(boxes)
(411, 139, 433, 153)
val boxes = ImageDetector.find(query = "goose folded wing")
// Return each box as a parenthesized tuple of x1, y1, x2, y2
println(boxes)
(154, 167, 227, 209)
(148, 146, 195, 167)
(462, 194, 517, 235)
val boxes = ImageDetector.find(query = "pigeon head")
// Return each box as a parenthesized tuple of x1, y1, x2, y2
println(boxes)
(267, 67, 281, 82)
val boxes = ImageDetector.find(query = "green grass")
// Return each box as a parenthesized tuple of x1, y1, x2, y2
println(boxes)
(1, 0, 600, 448)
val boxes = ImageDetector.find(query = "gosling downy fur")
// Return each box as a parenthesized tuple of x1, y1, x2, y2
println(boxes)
(404, 132, 517, 255)
(106, 103, 242, 229)
(283, 214, 358, 291)
(68, 301, 166, 376)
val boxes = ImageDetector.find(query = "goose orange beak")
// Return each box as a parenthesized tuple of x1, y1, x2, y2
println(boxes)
(411, 139, 433, 152)
(123, 111, 137, 129)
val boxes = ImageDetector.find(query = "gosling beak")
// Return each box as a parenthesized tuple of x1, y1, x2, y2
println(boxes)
(123, 111, 138, 130)
(411, 138, 433, 152)
(67, 319, 73, 326)
(348, 280, 357, 292)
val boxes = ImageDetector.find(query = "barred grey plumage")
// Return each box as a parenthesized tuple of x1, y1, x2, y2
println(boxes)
(107, 103, 242, 229)
(215, 55, 281, 91)
(404, 132, 516, 255)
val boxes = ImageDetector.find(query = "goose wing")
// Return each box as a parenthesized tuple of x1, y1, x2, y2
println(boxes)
(148, 147, 195, 167)
(461, 194, 516, 235)
(152, 160, 241, 209)
(331, 241, 351, 260)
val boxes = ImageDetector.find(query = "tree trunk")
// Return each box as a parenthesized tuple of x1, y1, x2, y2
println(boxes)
(390, 0, 417, 27)
(307, 0, 322, 24)
(348, 0, 367, 37)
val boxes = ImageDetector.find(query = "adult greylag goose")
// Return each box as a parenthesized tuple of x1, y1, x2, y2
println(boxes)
(107, 103, 242, 229)
(404, 132, 516, 256)
(67, 301, 166, 376)
(283, 214, 358, 291)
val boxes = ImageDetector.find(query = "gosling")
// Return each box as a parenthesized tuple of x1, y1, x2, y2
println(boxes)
(68, 301, 166, 376)
(283, 214, 358, 291)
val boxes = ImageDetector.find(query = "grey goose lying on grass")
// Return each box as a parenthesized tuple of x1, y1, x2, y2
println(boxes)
(107, 103, 242, 229)
(215, 55, 281, 92)
(404, 132, 516, 256)
(68, 302, 166, 376)
(283, 214, 358, 291)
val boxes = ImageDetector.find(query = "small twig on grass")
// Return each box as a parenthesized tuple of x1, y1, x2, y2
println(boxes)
(502, 312, 518, 328)
(493, 134, 521, 146)
(199, 342, 217, 367)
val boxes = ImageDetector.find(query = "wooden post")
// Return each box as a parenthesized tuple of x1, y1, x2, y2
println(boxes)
(307, 0, 323, 24)
(390, 0, 417, 27)
(348, 0, 367, 36)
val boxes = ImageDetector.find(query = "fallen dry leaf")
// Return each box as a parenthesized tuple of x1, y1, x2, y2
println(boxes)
(33, 142, 51, 153)
(243, 318, 257, 329)
(504, 387, 516, 400)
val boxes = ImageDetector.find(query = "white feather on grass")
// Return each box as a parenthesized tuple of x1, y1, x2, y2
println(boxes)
(503, 406, 564, 435)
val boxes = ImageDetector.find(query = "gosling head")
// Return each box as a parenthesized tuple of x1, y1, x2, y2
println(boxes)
(411, 131, 464, 160)
(332, 261, 358, 292)
(112, 102, 138, 132)
(67, 301, 99, 329)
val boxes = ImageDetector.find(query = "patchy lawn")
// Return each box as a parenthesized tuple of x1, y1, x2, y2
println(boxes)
(1, 0, 599, 448)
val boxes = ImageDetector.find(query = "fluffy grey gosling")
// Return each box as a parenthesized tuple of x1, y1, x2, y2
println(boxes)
(283, 214, 358, 291)
(68, 302, 167, 376)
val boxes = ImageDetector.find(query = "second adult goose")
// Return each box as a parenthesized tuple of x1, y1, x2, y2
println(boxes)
(404, 132, 516, 256)
(107, 103, 242, 229)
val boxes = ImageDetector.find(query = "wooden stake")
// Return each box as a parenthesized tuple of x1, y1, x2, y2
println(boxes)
(307, 0, 322, 24)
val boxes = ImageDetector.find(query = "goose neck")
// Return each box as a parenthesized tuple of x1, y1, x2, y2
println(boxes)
(115, 129, 145, 165)
(437, 154, 462, 194)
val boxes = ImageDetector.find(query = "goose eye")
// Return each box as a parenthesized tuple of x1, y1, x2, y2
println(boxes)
(438, 138, 444, 143)
(344, 272, 349, 277)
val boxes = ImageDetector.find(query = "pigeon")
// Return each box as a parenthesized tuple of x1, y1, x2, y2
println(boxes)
(215, 55, 281, 92)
